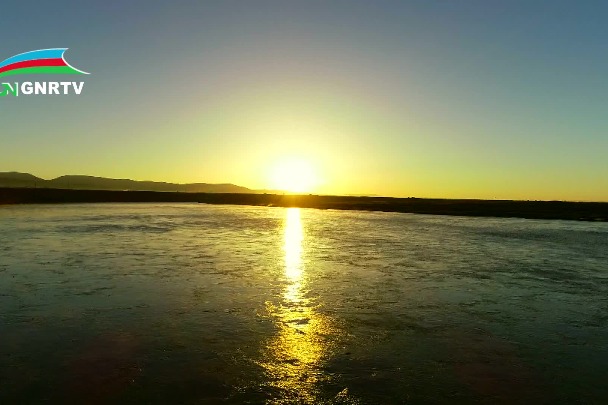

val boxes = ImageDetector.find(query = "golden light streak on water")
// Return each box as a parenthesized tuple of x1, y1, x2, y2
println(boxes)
(284, 208, 303, 287)
(260, 208, 337, 402)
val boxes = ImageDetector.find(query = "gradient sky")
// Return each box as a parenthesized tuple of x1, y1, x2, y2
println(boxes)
(1, 0, 607, 200)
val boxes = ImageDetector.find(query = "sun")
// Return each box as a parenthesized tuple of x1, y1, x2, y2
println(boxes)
(270, 158, 318, 193)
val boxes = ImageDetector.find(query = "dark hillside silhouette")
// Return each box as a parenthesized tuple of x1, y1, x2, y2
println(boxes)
(0, 172, 254, 193)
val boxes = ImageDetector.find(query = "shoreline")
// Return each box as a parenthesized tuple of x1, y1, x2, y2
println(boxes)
(1, 187, 607, 222)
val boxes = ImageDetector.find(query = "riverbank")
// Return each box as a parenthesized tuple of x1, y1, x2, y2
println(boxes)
(1, 187, 606, 221)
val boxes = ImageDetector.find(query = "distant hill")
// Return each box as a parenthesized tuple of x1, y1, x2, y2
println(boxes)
(0, 172, 257, 194)
(0, 172, 45, 188)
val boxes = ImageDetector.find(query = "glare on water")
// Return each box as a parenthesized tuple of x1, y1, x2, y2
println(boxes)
(261, 208, 336, 402)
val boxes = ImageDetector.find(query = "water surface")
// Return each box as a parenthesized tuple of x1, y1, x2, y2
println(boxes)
(1, 203, 607, 403)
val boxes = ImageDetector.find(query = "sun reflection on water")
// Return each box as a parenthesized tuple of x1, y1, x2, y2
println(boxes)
(260, 208, 336, 402)
(284, 208, 304, 294)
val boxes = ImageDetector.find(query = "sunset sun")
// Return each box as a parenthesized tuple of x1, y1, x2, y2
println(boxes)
(270, 158, 318, 193)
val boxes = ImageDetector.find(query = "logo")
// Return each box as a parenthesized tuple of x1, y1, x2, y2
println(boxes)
(0, 48, 89, 97)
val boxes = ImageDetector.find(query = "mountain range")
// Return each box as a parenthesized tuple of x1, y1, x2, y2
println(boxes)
(0, 172, 265, 194)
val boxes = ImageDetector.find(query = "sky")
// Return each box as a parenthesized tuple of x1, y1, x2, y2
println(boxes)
(1, 0, 607, 201)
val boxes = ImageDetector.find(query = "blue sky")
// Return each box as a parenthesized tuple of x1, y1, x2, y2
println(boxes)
(1, 1, 607, 200)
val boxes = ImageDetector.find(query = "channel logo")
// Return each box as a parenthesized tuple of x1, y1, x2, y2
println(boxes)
(0, 48, 89, 97)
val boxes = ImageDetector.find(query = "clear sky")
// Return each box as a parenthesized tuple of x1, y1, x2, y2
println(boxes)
(1, 0, 607, 200)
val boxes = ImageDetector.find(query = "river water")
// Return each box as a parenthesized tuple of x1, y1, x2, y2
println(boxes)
(1, 203, 607, 403)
